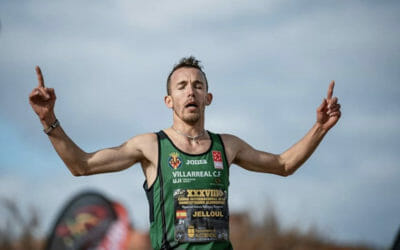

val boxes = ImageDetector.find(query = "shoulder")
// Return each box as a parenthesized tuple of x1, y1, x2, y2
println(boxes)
(217, 133, 249, 165)
(131, 132, 158, 142)
(219, 133, 254, 156)
(219, 133, 246, 147)
(122, 133, 159, 165)
(124, 132, 158, 152)
(126, 132, 157, 143)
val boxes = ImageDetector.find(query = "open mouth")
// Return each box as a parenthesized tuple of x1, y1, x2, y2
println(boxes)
(185, 102, 198, 108)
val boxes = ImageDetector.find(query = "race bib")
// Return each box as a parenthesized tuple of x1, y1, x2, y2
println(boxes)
(173, 189, 229, 242)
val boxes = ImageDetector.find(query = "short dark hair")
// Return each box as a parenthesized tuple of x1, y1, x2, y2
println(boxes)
(166, 56, 208, 95)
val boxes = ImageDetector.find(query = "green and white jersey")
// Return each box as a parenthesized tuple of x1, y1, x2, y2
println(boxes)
(144, 131, 233, 250)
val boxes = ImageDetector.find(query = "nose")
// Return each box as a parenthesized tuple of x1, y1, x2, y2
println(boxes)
(186, 84, 195, 96)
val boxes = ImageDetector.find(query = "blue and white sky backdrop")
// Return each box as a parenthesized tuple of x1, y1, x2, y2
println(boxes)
(0, 0, 399, 247)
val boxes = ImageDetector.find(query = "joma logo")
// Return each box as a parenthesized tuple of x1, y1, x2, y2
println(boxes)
(186, 159, 208, 165)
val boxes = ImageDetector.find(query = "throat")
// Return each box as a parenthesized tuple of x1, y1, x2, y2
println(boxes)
(172, 127, 205, 143)
(167, 127, 211, 154)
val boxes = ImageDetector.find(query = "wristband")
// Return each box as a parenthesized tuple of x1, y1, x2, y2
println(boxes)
(43, 119, 60, 135)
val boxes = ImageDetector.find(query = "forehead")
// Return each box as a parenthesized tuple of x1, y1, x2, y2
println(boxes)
(170, 67, 206, 85)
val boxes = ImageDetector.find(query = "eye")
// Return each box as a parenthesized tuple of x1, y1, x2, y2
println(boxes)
(177, 83, 185, 90)
(195, 83, 203, 89)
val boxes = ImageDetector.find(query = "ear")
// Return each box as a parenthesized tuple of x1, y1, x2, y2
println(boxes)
(164, 95, 173, 109)
(205, 93, 213, 106)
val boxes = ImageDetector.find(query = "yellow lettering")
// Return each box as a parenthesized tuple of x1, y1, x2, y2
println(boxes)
(192, 210, 224, 218)
(187, 189, 224, 198)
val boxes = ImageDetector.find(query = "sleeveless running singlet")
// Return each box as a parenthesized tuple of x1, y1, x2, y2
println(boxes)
(144, 131, 233, 250)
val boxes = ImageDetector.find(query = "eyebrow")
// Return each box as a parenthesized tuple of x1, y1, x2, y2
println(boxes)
(176, 80, 205, 86)
(176, 81, 187, 86)
(192, 80, 204, 85)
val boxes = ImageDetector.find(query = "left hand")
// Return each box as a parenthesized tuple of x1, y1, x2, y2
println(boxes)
(316, 81, 341, 131)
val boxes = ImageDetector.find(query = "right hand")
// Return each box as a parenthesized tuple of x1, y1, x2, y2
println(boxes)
(316, 81, 341, 132)
(29, 66, 56, 121)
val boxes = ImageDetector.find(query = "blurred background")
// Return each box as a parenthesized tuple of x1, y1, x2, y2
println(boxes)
(0, 0, 399, 249)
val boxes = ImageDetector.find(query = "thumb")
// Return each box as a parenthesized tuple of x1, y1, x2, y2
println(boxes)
(317, 98, 327, 112)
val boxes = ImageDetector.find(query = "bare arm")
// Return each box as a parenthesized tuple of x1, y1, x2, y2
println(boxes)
(225, 81, 341, 176)
(29, 66, 152, 176)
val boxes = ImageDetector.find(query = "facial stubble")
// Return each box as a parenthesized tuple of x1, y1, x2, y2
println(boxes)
(173, 107, 201, 125)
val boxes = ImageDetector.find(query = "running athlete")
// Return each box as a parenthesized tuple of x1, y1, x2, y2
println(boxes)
(29, 56, 341, 250)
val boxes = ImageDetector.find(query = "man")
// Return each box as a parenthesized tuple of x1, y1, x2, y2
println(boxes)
(29, 56, 341, 250)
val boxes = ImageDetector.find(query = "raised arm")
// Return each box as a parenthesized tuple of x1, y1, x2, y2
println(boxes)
(29, 66, 153, 176)
(224, 81, 341, 176)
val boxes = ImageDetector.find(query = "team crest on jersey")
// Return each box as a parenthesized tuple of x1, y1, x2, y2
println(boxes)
(168, 152, 183, 170)
(212, 151, 223, 169)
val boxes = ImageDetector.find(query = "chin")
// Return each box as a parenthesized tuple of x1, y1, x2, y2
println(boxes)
(182, 114, 200, 125)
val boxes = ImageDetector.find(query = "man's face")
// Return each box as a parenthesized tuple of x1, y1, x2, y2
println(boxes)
(165, 67, 212, 125)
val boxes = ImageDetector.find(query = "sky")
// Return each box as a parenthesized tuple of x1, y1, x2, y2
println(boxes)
(0, 0, 399, 248)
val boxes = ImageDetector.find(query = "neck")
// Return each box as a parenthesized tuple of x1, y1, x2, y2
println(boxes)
(172, 114, 205, 136)
(171, 115, 207, 144)
(172, 122, 204, 141)
(172, 126, 205, 143)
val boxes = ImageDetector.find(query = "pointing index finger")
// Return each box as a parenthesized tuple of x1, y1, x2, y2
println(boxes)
(327, 80, 335, 100)
(35, 66, 45, 88)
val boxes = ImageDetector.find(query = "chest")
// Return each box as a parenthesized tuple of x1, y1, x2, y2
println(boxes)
(168, 139, 211, 155)
(158, 132, 229, 189)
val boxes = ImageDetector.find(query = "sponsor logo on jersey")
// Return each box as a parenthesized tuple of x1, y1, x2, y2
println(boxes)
(186, 159, 208, 165)
(168, 152, 183, 169)
(188, 225, 195, 238)
(212, 151, 223, 169)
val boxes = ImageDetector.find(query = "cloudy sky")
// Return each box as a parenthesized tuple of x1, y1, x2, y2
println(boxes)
(0, 0, 399, 247)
